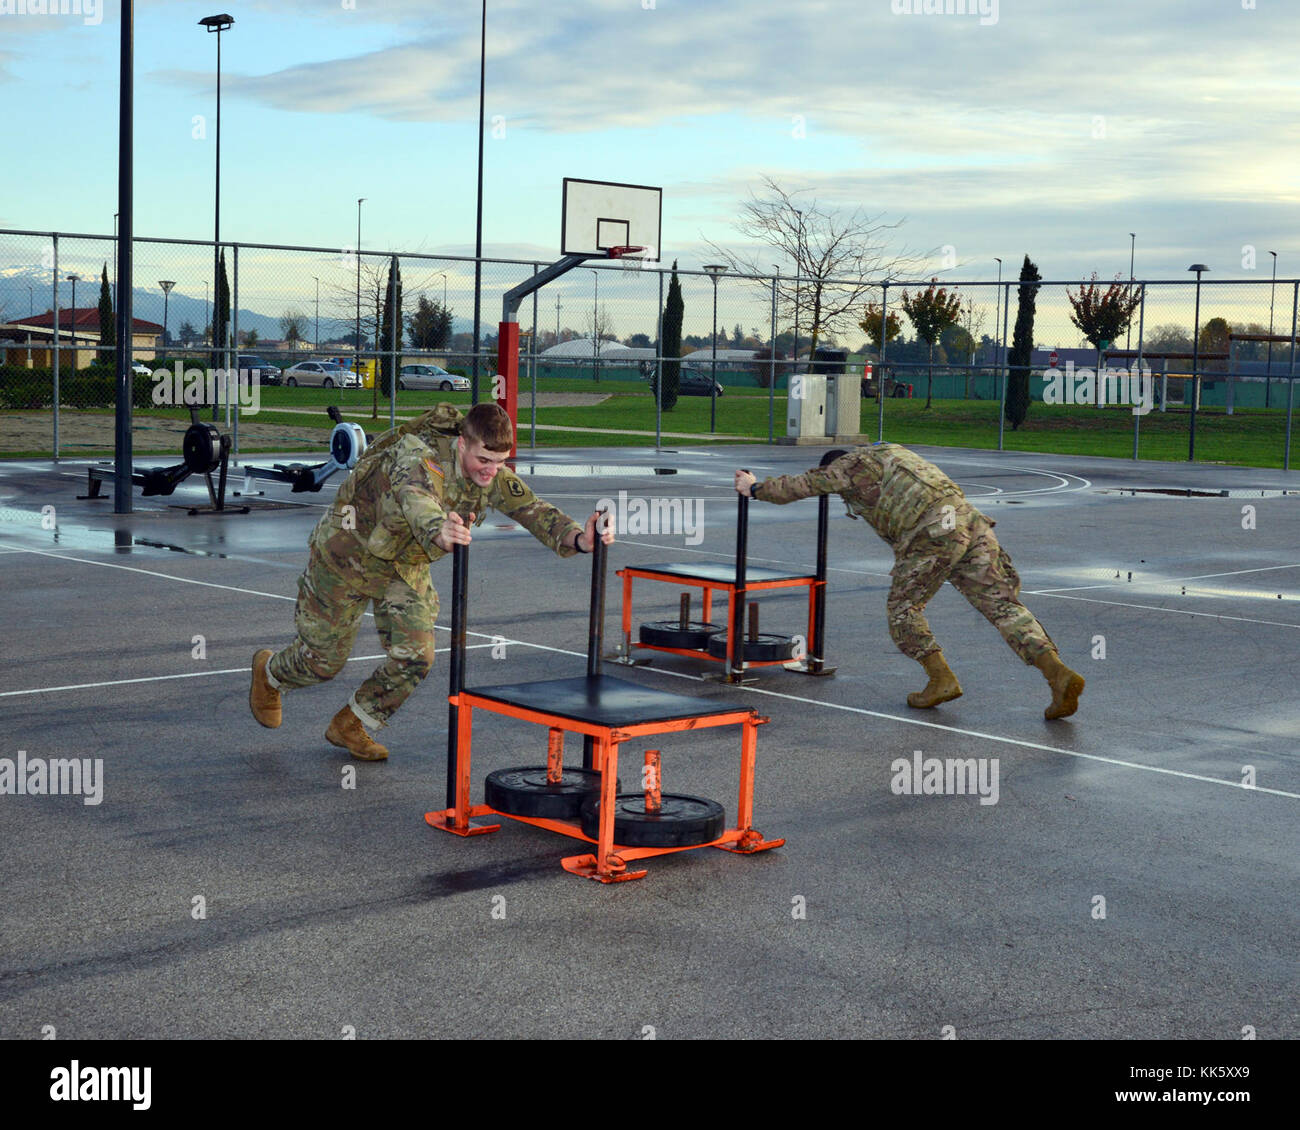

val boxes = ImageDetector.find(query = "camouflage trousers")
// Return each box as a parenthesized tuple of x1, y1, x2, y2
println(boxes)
(267, 550, 438, 727)
(886, 504, 1054, 664)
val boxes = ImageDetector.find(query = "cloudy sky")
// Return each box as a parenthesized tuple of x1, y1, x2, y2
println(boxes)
(3, 0, 1297, 340)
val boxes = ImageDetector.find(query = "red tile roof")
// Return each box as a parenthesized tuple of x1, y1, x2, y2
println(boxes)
(11, 308, 164, 333)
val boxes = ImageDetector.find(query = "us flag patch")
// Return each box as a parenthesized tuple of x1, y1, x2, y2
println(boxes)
(423, 459, 444, 480)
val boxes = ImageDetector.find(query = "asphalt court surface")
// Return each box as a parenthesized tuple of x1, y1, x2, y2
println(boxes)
(1, 441, 1297, 1041)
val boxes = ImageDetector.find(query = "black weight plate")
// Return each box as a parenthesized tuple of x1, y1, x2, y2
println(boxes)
(706, 631, 797, 662)
(182, 422, 221, 474)
(580, 792, 726, 848)
(484, 766, 619, 820)
(639, 620, 720, 650)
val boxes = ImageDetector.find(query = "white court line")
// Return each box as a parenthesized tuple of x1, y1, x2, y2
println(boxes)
(944, 461, 1093, 497)
(4, 541, 1296, 801)
(1024, 590, 1300, 630)
(1030, 562, 1300, 596)
(1174, 563, 1300, 582)
(442, 635, 1300, 802)
(0, 645, 498, 699)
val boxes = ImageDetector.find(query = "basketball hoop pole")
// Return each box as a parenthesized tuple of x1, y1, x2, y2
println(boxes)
(498, 252, 612, 459)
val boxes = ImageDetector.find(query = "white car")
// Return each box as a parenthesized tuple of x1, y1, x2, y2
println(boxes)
(283, 361, 360, 388)
(398, 364, 470, 392)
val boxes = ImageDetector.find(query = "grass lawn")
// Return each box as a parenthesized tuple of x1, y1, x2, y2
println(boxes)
(5, 383, 1296, 468)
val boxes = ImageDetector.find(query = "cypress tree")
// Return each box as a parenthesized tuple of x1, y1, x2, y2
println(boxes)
(97, 263, 115, 361)
(658, 260, 683, 411)
(1005, 255, 1041, 430)
(213, 251, 231, 363)
(380, 257, 403, 396)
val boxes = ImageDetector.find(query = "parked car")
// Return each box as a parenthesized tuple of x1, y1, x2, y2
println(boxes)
(398, 364, 470, 392)
(677, 370, 724, 397)
(131, 361, 152, 376)
(236, 354, 282, 385)
(282, 361, 360, 388)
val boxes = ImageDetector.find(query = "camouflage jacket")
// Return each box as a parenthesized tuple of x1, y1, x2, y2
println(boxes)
(752, 443, 970, 546)
(309, 404, 583, 591)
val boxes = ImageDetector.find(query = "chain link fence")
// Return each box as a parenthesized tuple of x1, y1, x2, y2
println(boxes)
(1, 228, 1296, 467)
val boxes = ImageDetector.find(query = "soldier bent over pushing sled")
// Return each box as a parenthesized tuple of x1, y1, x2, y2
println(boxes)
(735, 444, 1084, 720)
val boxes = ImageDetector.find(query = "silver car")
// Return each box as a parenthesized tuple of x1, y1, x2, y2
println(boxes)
(398, 364, 470, 392)
(283, 361, 360, 389)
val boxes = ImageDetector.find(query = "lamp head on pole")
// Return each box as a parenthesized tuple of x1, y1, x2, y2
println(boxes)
(1188, 263, 1209, 277)
(703, 264, 728, 283)
(159, 280, 175, 294)
(199, 14, 234, 32)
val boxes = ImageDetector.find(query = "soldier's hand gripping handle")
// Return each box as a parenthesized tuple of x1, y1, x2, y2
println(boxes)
(434, 510, 475, 552)
(734, 469, 757, 497)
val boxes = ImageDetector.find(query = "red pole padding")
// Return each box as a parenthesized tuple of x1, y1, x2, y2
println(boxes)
(496, 319, 520, 459)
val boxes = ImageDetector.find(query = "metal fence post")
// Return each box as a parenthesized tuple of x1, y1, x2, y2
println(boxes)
(1133, 282, 1146, 460)
(530, 262, 539, 450)
(998, 281, 1010, 451)
(1285, 282, 1297, 472)
(389, 253, 399, 431)
(655, 267, 664, 451)
(768, 274, 776, 444)
(877, 282, 888, 442)
(52, 233, 60, 460)
(230, 243, 239, 456)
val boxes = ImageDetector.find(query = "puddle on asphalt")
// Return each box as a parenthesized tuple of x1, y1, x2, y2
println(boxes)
(0, 506, 231, 558)
(1096, 488, 1300, 499)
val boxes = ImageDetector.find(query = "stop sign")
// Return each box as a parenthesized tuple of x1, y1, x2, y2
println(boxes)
(1049, 351, 1059, 368)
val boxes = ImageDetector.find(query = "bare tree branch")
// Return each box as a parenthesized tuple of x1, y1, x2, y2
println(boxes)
(704, 175, 922, 357)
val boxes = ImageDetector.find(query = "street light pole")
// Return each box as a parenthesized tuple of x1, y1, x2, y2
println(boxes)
(1188, 263, 1209, 461)
(1267, 251, 1277, 409)
(159, 280, 175, 353)
(311, 275, 320, 350)
(199, 15, 234, 377)
(704, 264, 728, 433)
(471, 0, 487, 403)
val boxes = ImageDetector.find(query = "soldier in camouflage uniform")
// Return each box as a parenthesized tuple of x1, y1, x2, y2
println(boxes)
(735, 444, 1084, 719)
(249, 402, 613, 759)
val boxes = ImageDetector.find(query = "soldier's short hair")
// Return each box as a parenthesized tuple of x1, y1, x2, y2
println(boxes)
(462, 403, 515, 451)
(819, 448, 850, 468)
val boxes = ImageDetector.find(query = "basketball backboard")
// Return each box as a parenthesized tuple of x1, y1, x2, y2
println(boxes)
(561, 178, 661, 262)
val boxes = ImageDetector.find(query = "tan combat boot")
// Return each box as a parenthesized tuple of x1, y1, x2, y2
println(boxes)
(325, 704, 390, 761)
(249, 649, 282, 729)
(1035, 650, 1085, 720)
(906, 651, 963, 709)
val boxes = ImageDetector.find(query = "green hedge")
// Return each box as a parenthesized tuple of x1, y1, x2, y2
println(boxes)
(0, 364, 155, 409)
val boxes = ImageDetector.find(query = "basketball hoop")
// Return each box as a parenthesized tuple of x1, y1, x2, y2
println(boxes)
(609, 244, 647, 271)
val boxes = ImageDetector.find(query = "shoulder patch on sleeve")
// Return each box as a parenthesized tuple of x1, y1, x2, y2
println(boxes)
(506, 477, 526, 498)
(423, 458, 444, 480)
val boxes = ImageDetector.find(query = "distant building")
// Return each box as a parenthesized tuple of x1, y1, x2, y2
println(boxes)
(0, 308, 164, 369)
